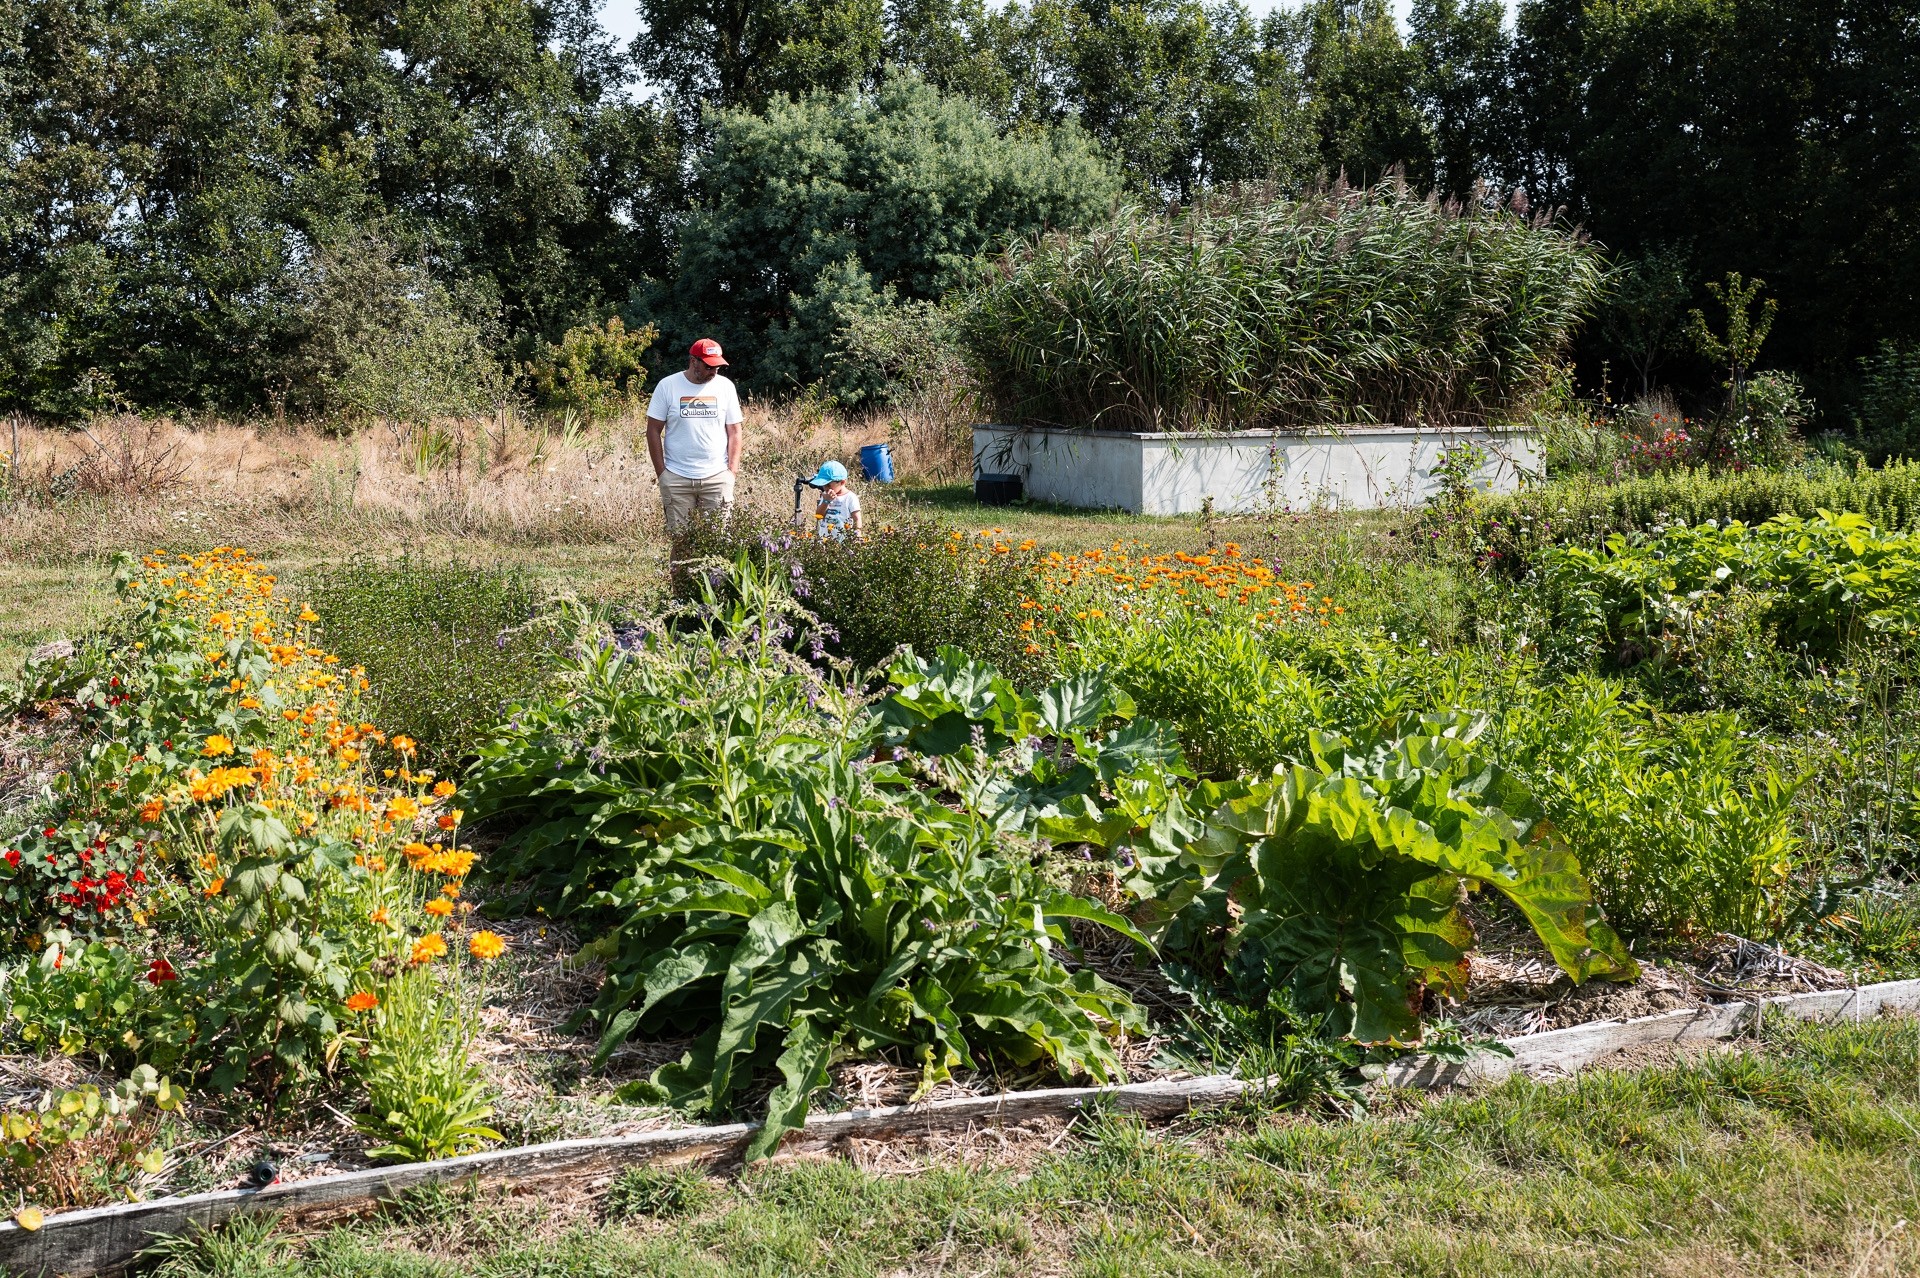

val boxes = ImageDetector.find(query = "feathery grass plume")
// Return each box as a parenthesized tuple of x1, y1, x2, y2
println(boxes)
(958, 180, 1604, 434)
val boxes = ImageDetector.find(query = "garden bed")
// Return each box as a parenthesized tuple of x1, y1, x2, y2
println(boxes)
(6, 976, 1917, 1277)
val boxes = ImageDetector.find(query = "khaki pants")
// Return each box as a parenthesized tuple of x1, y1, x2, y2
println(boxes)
(659, 468, 735, 534)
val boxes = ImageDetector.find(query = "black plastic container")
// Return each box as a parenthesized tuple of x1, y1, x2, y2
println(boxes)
(975, 473, 1024, 506)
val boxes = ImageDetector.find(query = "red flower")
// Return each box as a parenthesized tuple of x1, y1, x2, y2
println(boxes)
(42, 827, 55, 838)
(146, 958, 177, 984)
(1, 850, 16, 869)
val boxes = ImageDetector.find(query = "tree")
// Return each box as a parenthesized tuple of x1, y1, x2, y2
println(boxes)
(1601, 246, 1692, 399)
(1409, 0, 1512, 199)
(652, 73, 1121, 397)
(1297, 0, 1433, 188)
(1687, 271, 1777, 413)
(630, 0, 887, 124)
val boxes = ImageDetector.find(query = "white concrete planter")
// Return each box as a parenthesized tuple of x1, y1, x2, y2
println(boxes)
(973, 425, 1541, 515)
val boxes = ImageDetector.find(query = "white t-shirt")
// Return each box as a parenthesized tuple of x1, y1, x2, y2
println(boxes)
(818, 489, 861, 537)
(648, 371, 743, 480)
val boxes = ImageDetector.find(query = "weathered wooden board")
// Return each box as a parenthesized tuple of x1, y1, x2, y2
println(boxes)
(1379, 976, 1920, 1090)
(0, 1074, 1254, 1277)
(7, 978, 1917, 1277)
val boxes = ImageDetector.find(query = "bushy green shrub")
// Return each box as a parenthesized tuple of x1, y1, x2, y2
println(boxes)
(959, 181, 1603, 432)
(652, 72, 1120, 400)
(1533, 512, 1920, 670)
(306, 559, 558, 767)
(680, 516, 1052, 687)
(1853, 340, 1920, 463)
(526, 316, 658, 419)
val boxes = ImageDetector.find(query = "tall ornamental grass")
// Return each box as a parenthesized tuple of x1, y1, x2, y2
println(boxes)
(959, 182, 1604, 433)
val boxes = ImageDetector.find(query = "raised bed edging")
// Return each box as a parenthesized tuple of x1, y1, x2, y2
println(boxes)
(972, 423, 1542, 515)
(9, 979, 1919, 1277)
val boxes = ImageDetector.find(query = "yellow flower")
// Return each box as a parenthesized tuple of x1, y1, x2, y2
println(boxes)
(345, 991, 379, 1013)
(385, 795, 420, 821)
(410, 933, 448, 964)
(424, 898, 453, 917)
(468, 931, 507, 961)
(202, 734, 234, 757)
(299, 608, 320, 623)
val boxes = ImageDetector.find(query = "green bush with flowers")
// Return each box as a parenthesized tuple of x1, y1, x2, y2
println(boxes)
(1, 548, 507, 1118)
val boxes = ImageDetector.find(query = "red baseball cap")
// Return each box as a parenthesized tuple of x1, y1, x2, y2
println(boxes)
(690, 338, 728, 367)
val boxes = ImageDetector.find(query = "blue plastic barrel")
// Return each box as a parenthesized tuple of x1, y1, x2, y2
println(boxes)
(858, 443, 895, 484)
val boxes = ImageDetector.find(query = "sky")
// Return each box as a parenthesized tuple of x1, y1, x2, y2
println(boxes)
(590, 0, 1516, 49)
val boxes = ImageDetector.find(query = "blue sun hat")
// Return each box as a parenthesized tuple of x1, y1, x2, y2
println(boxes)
(809, 460, 848, 486)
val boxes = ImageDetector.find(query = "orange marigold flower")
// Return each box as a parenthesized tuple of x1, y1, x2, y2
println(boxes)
(435, 810, 463, 830)
(440, 884, 460, 899)
(402, 841, 433, 862)
(202, 734, 234, 757)
(203, 877, 225, 897)
(410, 933, 448, 964)
(391, 735, 417, 756)
(468, 931, 506, 961)
(385, 795, 420, 821)
(432, 780, 456, 799)
(371, 907, 390, 925)
(424, 898, 453, 917)
(138, 798, 165, 823)
(345, 991, 379, 1013)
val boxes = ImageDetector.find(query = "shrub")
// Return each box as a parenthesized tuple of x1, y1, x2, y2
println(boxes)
(959, 181, 1604, 432)
(1533, 512, 1920, 666)
(281, 229, 507, 426)
(1467, 459, 1920, 571)
(0, 1065, 185, 1211)
(653, 72, 1120, 399)
(526, 316, 658, 419)
(1853, 340, 1920, 463)
(305, 559, 558, 768)
(680, 517, 1053, 687)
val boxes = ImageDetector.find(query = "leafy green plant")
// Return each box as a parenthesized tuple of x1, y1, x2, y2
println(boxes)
(1467, 460, 1920, 574)
(1497, 677, 1804, 940)
(306, 558, 558, 768)
(1, 934, 146, 1059)
(1853, 340, 1920, 463)
(681, 516, 1054, 687)
(467, 556, 1144, 1157)
(1686, 271, 1777, 416)
(526, 316, 659, 419)
(1147, 716, 1635, 1045)
(1534, 511, 1920, 667)
(353, 967, 500, 1163)
(0, 1064, 184, 1209)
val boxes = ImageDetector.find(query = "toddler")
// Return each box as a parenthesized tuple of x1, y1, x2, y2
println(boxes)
(808, 460, 863, 539)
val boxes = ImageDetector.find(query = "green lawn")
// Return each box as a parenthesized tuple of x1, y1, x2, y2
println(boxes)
(144, 1015, 1920, 1278)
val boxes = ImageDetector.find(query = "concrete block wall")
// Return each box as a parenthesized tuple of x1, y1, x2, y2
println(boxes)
(972, 425, 1541, 515)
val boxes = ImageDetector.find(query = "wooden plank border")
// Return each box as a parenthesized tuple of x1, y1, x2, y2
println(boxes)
(8, 978, 1918, 1277)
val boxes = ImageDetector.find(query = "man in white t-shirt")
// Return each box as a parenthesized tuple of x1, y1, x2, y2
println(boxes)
(646, 337, 744, 536)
